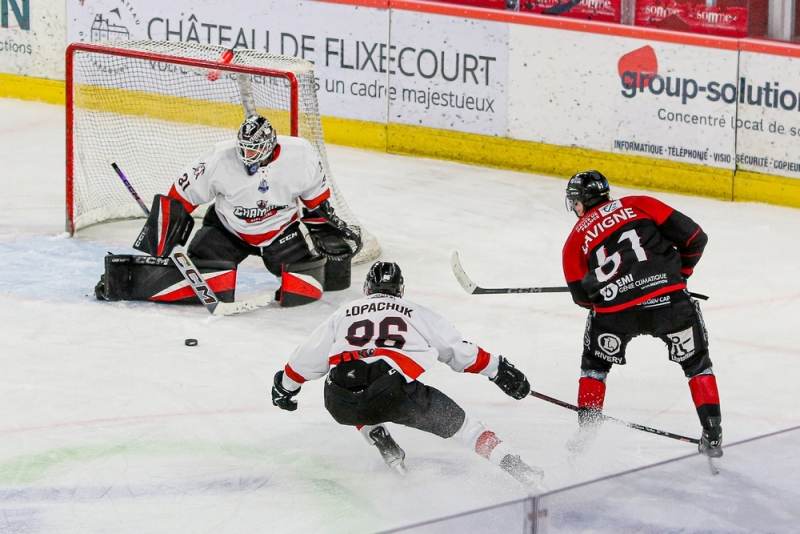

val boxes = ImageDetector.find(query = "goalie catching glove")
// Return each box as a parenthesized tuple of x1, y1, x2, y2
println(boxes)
(133, 194, 194, 257)
(302, 200, 362, 261)
(272, 371, 300, 411)
(490, 356, 531, 400)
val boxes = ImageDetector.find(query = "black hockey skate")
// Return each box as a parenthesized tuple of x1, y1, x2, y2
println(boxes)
(499, 454, 546, 493)
(368, 426, 407, 474)
(698, 425, 723, 458)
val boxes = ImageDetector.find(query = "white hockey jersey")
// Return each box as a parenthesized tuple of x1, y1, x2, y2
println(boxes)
(168, 135, 329, 247)
(281, 293, 501, 390)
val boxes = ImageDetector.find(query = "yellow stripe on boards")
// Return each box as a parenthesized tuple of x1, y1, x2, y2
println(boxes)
(735, 171, 800, 209)
(386, 123, 735, 201)
(0, 73, 65, 105)
(73, 85, 290, 132)
(320, 116, 387, 152)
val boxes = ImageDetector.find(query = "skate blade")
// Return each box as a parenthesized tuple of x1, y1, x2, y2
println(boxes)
(707, 457, 720, 475)
(394, 463, 407, 476)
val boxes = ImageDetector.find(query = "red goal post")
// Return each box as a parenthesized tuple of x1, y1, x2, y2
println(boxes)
(66, 40, 380, 264)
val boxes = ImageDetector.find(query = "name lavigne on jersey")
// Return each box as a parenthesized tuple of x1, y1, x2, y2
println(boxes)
(579, 201, 640, 254)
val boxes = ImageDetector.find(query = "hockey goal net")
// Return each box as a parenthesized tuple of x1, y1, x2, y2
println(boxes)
(66, 40, 380, 264)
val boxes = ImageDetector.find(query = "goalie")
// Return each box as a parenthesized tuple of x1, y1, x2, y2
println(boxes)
(136, 115, 362, 307)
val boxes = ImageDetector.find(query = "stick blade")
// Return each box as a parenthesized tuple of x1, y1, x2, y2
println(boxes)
(451, 251, 478, 294)
(212, 292, 274, 316)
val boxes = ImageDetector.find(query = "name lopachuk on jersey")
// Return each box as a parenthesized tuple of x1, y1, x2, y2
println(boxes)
(168, 135, 329, 247)
(281, 293, 499, 389)
(562, 196, 708, 312)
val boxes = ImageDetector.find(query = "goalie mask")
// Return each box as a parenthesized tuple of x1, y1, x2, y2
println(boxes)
(565, 170, 610, 213)
(364, 261, 404, 297)
(237, 115, 277, 174)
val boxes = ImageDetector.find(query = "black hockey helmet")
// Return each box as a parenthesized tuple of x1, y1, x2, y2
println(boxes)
(236, 115, 277, 174)
(364, 261, 404, 297)
(565, 170, 611, 212)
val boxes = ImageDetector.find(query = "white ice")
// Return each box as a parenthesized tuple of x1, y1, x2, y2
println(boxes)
(1, 98, 799, 533)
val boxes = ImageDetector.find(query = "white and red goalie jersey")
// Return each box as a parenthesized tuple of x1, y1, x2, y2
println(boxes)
(281, 293, 501, 391)
(168, 135, 329, 247)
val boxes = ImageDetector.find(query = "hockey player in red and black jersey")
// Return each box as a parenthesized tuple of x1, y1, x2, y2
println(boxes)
(271, 261, 545, 491)
(561, 170, 722, 458)
(131, 115, 362, 307)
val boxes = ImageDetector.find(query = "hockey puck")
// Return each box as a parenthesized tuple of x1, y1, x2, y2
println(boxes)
(185, 339, 198, 347)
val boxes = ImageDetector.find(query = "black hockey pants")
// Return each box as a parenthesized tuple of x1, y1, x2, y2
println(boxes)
(581, 289, 712, 378)
(187, 205, 313, 276)
(324, 358, 466, 439)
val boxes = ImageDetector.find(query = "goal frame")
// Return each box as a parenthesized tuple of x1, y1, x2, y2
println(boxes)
(65, 42, 301, 235)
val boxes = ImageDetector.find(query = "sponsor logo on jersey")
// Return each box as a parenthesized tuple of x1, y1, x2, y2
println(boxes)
(598, 333, 622, 355)
(233, 202, 288, 223)
(639, 295, 671, 308)
(599, 282, 619, 301)
(194, 164, 205, 177)
(345, 301, 413, 317)
(598, 200, 622, 216)
(668, 326, 695, 362)
(258, 178, 269, 193)
(635, 273, 668, 290)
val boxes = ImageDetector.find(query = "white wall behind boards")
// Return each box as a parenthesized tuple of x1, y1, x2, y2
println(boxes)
(0, 0, 65, 78)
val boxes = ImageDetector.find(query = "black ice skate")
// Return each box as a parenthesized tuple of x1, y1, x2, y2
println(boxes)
(369, 426, 407, 474)
(499, 454, 546, 493)
(698, 425, 723, 458)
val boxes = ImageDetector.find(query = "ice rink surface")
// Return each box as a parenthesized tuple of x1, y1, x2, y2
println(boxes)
(1, 98, 799, 533)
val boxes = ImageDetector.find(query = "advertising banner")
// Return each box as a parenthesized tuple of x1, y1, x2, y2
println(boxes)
(736, 50, 800, 180)
(66, 0, 390, 123)
(520, 0, 621, 24)
(508, 25, 737, 168)
(612, 42, 738, 169)
(387, 9, 509, 136)
(0, 0, 65, 79)
(635, 0, 748, 38)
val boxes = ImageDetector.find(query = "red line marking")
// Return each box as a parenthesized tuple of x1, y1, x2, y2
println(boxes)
(0, 407, 268, 437)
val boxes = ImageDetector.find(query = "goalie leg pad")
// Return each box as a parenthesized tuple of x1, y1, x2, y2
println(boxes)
(279, 257, 326, 308)
(133, 194, 194, 257)
(95, 254, 236, 303)
(323, 256, 352, 291)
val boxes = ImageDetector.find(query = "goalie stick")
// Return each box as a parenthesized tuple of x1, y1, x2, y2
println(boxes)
(451, 251, 709, 300)
(108, 158, 272, 316)
(529, 389, 720, 475)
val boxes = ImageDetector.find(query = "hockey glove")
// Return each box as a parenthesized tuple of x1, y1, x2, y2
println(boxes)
(272, 371, 300, 411)
(302, 201, 362, 261)
(490, 356, 530, 400)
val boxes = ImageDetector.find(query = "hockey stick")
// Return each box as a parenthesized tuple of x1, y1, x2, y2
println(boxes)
(528, 390, 700, 445)
(108, 158, 272, 316)
(452, 251, 709, 300)
(451, 252, 568, 295)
